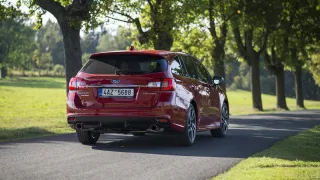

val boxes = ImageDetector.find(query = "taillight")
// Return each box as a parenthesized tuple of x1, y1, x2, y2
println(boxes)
(147, 78, 175, 91)
(69, 77, 86, 91)
(69, 77, 77, 91)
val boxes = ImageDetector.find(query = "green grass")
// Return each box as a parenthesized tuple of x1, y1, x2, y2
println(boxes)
(227, 90, 320, 115)
(0, 77, 320, 142)
(0, 77, 73, 142)
(214, 125, 320, 180)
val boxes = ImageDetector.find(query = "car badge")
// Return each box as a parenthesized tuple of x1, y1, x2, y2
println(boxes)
(111, 79, 120, 84)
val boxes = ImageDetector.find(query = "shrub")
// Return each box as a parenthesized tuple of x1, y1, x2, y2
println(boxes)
(231, 75, 242, 90)
(82, 53, 91, 65)
(53, 64, 65, 76)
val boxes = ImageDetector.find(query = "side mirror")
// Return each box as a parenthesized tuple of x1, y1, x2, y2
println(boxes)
(213, 76, 224, 85)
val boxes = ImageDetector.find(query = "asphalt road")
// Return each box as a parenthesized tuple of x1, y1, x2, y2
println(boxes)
(1, 110, 320, 180)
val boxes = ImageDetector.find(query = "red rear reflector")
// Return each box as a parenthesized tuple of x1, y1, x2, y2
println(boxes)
(159, 119, 168, 123)
(68, 117, 76, 121)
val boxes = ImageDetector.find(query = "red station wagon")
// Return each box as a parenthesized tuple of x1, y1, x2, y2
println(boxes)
(67, 49, 229, 146)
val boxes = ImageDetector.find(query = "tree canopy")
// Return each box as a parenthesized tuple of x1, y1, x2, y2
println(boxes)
(1, 0, 320, 109)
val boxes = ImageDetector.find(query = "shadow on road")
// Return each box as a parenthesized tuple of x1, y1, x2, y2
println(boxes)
(88, 111, 320, 159)
(0, 127, 55, 143)
(1, 111, 319, 160)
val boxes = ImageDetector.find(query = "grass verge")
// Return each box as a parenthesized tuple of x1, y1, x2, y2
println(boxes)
(214, 125, 320, 180)
(0, 77, 320, 142)
(0, 77, 73, 142)
(227, 90, 320, 115)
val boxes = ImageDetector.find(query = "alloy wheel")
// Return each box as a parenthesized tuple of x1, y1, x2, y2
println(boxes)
(187, 106, 197, 143)
(221, 104, 229, 134)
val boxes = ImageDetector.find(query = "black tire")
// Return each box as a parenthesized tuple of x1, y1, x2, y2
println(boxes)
(76, 130, 100, 145)
(132, 132, 146, 136)
(178, 104, 197, 146)
(211, 102, 229, 137)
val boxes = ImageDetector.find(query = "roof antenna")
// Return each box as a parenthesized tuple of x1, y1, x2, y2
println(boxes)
(129, 45, 134, 51)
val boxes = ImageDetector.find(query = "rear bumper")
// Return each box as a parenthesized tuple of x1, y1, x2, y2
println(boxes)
(68, 116, 177, 133)
(67, 91, 187, 133)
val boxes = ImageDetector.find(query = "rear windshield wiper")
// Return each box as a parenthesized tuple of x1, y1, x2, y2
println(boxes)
(115, 70, 147, 75)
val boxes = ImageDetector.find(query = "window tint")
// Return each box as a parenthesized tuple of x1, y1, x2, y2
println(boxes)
(181, 56, 198, 79)
(80, 54, 167, 75)
(193, 58, 211, 83)
(170, 57, 185, 76)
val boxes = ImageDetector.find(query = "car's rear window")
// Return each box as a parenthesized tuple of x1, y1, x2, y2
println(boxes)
(80, 54, 168, 75)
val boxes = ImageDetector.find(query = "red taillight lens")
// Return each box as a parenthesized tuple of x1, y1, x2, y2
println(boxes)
(161, 78, 175, 91)
(69, 77, 86, 91)
(69, 77, 77, 91)
(147, 78, 175, 91)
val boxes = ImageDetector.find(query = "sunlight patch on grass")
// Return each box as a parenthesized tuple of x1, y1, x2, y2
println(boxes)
(227, 89, 320, 115)
(214, 126, 320, 180)
(0, 77, 73, 142)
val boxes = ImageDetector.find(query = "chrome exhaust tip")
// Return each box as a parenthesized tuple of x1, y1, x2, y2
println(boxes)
(150, 124, 158, 131)
(148, 124, 164, 133)
(75, 123, 82, 129)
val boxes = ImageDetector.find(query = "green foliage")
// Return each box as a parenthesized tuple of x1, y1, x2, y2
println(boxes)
(230, 75, 242, 90)
(81, 31, 99, 54)
(239, 62, 249, 76)
(37, 20, 64, 66)
(229, 62, 250, 90)
(81, 53, 91, 65)
(109, 0, 197, 50)
(0, 18, 36, 70)
(310, 52, 320, 86)
(16, 0, 113, 30)
(37, 53, 53, 70)
(96, 31, 132, 52)
(0, 20, 65, 73)
(0, 0, 24, 20)
(267, 0, 320, 71)
(53, 64, 65, 75)
(230, 0, 283, 63)
(172, 27, 213, 73)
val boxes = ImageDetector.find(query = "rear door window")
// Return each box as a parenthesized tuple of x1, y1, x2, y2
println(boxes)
(171, 57, 186, 76)
(81, 54, 167, 75)
(181, 56, 198, 79)
(193, 58, 212, 84)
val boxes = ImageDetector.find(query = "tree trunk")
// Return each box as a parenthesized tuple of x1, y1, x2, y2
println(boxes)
(153, 32, 173, 50)
(232, 26, 266, 111)
(275, 67, 289, 110)
(212, 43, 226, 91)
(0, 67, 7, 78)
(59, 21, 83, 93)
(250, 53, 263, 111)
(295, 64, 305, 108)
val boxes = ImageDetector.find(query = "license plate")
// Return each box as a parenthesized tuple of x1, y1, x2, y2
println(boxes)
(98, 88, 134, 98)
